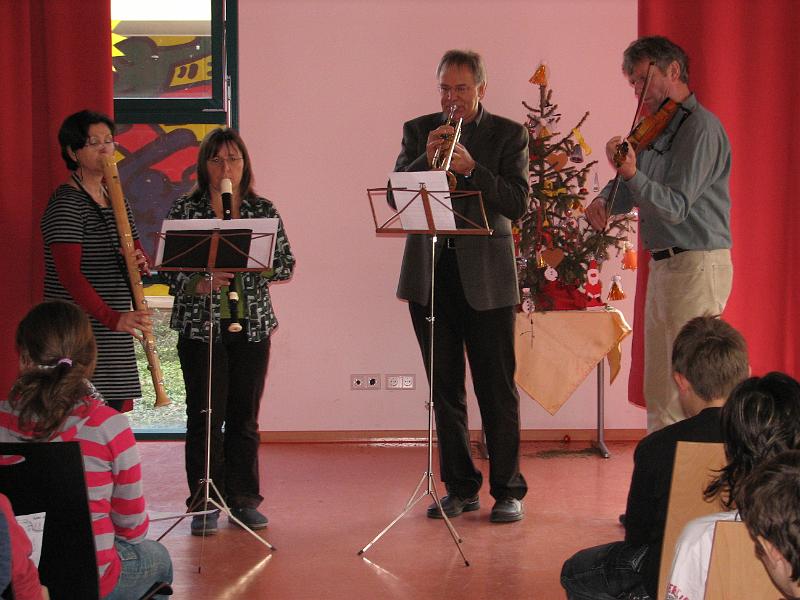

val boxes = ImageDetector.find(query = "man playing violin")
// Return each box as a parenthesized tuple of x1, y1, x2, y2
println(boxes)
(586, 36, 733, 434)
(392, 49, 529, 523)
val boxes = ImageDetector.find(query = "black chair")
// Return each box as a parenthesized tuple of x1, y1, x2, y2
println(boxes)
(0, 442, 173, 600)
(0, 441, 99, 599)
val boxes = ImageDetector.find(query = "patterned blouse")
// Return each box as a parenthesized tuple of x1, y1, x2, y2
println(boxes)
(164, 192, 295, 343)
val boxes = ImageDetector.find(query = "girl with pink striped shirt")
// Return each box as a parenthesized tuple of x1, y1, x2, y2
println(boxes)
(0, 300, 172, 598)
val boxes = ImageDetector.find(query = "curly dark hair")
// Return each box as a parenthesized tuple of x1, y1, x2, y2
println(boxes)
(704, 372, 800, 508)
(737, 450, 800, 584)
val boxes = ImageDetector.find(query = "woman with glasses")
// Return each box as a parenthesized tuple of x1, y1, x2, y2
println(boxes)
(41, 109, 152, 413)
(164, 127, 295, 535)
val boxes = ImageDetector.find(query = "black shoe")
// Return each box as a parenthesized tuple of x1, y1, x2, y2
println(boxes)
(490, 498, 524, 523)
(230, 507, 269, 530)
(426, 494, 480, 519)
(191, 510, 219, 536)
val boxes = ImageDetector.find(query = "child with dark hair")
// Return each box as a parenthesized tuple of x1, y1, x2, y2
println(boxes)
(665, 372, 800, 600)
(561, 316, 749, 600)
(0, 301, 172, 599)
(737, 450, 800, 600)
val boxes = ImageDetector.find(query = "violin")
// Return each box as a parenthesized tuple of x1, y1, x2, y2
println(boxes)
(613, 98, 681, 167)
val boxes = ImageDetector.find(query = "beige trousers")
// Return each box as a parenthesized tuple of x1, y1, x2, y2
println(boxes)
(644, 249, 733, 432)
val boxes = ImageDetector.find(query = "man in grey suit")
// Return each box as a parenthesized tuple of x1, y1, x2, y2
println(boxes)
(393, 49, 529, 523)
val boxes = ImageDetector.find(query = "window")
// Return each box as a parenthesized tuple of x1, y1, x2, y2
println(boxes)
(110, 0, 239, 433)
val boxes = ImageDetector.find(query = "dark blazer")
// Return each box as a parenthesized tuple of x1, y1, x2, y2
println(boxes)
(393, 107, 529, 311)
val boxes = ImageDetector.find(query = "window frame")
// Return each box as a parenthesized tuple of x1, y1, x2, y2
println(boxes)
(113, 0, 238, 127)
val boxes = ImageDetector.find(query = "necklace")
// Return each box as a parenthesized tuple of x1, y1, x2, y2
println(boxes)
(71, 173, 108, 206)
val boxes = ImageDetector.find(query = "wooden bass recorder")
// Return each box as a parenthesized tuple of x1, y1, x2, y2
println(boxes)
(102, 156, 171, 407)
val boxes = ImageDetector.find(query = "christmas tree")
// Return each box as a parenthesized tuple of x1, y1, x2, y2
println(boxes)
(516, 63, 636, 311)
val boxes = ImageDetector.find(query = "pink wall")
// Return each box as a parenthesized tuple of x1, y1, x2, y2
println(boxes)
(238, 0, 641, 433)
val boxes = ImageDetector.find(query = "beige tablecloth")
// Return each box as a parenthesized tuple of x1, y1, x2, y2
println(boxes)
(514, 308, 631, 415)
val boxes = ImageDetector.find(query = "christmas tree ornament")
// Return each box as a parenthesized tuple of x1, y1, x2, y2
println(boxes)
(530, 63, 549, 86)
(580, 259, 604, 306)
(571, 127, 592, 155)
(521, 288, 535, 314)
(621, 241, 638, 270)
(569, 144, 584, 163)
(541, 247, 565, 268)
(538, 125, 551, 139)
(545, 151, 568, 170)
(544, 265, 559, 282)
(607, 275, 626, 300)
(535, 248, 547, 269)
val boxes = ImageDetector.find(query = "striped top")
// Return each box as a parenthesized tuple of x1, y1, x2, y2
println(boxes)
(0, 395, 149, 598)
(41, 184, 142, 403)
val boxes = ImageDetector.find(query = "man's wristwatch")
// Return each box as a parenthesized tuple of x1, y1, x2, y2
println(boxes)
(463, 165, 475, 179)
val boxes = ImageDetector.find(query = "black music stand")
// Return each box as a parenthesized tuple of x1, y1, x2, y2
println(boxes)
(359, 181, 492, 565)
(152, 223, 277, 555)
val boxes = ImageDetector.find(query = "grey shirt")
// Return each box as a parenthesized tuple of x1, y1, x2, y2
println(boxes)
(601, 94, 732, 251)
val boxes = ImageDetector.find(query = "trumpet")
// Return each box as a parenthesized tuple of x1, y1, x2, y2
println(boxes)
(431, 104, 463, 190)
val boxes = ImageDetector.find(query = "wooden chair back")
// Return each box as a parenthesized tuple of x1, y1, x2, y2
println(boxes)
(658, 441, 727, 597)
(704, 520, 781, 599)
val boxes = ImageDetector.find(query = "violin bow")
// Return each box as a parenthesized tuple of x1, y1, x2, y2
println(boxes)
(604, 62, 656, 224)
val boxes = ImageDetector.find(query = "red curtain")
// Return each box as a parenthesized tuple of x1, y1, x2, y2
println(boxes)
(628, 0, 800, 405)
(0, 0, 112, 393)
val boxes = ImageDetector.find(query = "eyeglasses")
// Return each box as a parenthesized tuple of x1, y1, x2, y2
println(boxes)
(437, 85, 473, 96)
(208, 156, 244, 166)
(84, 138, 117, 150)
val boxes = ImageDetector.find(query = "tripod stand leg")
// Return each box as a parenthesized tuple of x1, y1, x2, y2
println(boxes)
(358, 472, 429, 556)
(427, 476, 469, 565)
(155, 480, 217, 541)
(204, 480, 276, 551)
(358, 470, 468, 566)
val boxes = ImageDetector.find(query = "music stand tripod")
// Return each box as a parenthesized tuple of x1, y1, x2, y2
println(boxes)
(153, 226, 276, 553)
(359, 182, 492, 564)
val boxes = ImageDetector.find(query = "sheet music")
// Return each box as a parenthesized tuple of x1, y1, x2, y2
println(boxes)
(389, 171, 456, 230)
(16, 512, 45, 567)
(155, 218, 279, 269)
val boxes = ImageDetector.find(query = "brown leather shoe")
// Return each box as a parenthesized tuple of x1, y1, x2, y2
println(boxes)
(426, 494, 480, 519)
(490, 498, 524, 523)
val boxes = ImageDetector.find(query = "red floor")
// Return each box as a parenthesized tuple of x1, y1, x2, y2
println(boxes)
(141, 440, 635, 599)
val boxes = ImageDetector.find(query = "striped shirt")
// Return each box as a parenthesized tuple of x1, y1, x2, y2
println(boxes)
(0, 396, 149, 598)
(41, 184, 142, 403)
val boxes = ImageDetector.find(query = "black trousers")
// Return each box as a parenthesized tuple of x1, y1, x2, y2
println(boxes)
(409, 249, 527, 501)
(178, 328, 270, 509)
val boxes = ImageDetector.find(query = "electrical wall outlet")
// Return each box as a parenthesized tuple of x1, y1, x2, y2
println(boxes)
(386, 374, 416, 390)
(351, 374, 381, 390)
